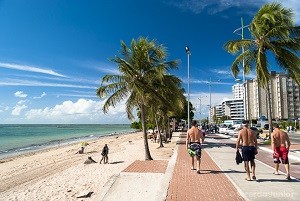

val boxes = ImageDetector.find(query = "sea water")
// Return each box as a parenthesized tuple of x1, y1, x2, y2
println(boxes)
(0, 124, 136, 159)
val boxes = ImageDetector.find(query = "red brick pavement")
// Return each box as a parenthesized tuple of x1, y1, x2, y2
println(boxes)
(122, 160, 168, 173)
(166, 145, 244, 201)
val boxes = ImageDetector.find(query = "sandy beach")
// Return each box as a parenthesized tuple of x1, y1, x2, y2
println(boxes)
(0, 132, 176, 200)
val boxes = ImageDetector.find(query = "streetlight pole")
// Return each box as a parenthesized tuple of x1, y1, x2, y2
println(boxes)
(208, 77, 212, 123)
(233, 17, 249, 82)
(234, 17, 249, 120)
(186, 46, 191, 129)
(198, 95, 207, 125)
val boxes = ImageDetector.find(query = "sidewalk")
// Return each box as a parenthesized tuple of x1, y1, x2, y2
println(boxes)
(96, 132, 300, 201)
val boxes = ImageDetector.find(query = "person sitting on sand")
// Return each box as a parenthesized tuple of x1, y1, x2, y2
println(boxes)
(75, 146, 85, 154)
(100, 144, 109, 164)
(84, 156, 97, 164)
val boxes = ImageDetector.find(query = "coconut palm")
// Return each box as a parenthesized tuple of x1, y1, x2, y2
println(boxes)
(147, 75, 185, 147)
(97, 37, 179, 160)
(224, 2, 300, 135)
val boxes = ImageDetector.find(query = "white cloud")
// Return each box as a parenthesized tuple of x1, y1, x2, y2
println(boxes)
(0, 62, 65, 77)
(169, 0, 300, 24)
(33, 92, 46, 99)
(0, 106, 9, 113)
(24, 98, 131, 124)
(1, 79, 96, 89)
(182, 77, 234, 85)
(14, 91, 27, 98)
(190, 92, 232, 118)
(12, 103, 27, 116)
(17, 100, 27, 104)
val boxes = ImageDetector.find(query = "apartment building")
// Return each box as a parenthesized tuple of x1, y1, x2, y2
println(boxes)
(244, 71, 300, 120)
(210, 99, 244, 123)
(232, 83, 244, 99)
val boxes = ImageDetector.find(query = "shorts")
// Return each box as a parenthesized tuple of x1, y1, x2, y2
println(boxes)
(188, 143, 202, 158)
(273, 147, 289, 164)
(241, 146, 256, 161)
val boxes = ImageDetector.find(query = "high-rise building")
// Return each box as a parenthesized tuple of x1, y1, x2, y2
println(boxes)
(232, 83, 244, 99)
(244, 71, 300, 120)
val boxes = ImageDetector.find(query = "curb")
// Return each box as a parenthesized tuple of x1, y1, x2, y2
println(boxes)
(156, 144, 179, 201)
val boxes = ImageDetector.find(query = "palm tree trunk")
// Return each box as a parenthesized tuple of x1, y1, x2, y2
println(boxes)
(167, 117, 171, 140)
(266, 85, 273, 139)
(155, 114, 164, 148)
(140, 104, 153, 160)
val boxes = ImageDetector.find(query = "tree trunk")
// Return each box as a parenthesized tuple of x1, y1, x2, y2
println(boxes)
(266, 85, 273, 139)
(155, 114, 164, 148)
(140, 104, 153, 160)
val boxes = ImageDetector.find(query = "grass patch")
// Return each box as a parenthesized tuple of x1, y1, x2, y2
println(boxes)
(260, 139, 271, 145)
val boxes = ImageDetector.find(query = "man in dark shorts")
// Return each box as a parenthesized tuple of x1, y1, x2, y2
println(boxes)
(186, 120, 204, 174)
(271, 123, 291, 180)
(236, 120, 258, 181)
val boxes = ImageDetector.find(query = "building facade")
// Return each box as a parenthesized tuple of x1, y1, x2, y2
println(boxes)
(244, 71, 300, 120)
(232, 83, 244, 99)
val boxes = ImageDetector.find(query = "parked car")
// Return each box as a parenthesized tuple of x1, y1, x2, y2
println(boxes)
(219, 126, 229, 134)
(225, 127, 235, 135)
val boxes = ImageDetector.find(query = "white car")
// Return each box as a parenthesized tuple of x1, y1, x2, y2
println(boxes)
(225, 127, 236, 135)
(218, 126, 228, 134)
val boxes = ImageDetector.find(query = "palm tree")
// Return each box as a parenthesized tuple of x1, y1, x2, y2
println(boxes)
(97, 37, 179, 160)
(146, 75, 185, 147)
(224, 2, 300, 135)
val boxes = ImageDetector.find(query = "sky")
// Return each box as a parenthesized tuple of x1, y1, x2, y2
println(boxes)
(0, 0, 299, 124)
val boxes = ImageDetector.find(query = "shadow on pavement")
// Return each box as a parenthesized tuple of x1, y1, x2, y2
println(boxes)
(256, 179, 299, 183)
(201, 169, 245, 174)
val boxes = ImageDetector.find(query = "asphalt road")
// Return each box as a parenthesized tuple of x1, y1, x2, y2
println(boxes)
(287, 131, 300, 144)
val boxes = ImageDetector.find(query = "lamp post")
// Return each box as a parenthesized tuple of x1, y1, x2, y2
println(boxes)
(198, 95, 207, 125)
(234, 18, 250, 121)
(233, 17, 249, 82)
(208, 78, 211, 123)
(186, 46, 191, 129)
(208, 78, 220, 123)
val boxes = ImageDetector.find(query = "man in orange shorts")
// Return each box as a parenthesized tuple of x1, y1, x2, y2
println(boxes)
(271, 123, 291, 180)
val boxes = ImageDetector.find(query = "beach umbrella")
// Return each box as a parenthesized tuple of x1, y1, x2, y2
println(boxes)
(79, 142, 89, 147)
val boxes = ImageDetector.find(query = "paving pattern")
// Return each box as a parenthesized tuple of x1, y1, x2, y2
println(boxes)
(166, 144, 244, 201)
(122, 160, 168, 173)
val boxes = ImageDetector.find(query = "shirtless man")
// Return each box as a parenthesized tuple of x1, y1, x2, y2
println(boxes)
(186, 120, 204, 174)
(236, 120, 258, 181)
(271, 123, 291, 180)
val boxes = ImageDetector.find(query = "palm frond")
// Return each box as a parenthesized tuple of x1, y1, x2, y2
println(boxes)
(102, 87, 129, 113)
(224, 39, 252, 54)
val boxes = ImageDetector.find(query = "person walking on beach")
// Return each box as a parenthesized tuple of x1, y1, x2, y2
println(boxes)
(271, 123, 291, 180)
(186, 120, 204, 174)
(100, 144, 109, 164)
(236, 120, 258, 181)
(153, 131, 158, 143)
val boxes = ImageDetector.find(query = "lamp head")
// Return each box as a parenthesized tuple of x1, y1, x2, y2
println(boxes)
(185, 46, 190, 54)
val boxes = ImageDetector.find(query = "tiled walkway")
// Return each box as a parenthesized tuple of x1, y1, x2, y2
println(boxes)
(166, 143, 244, 201)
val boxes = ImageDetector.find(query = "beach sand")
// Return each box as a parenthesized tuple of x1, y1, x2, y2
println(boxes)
(0, 132, 176, 200)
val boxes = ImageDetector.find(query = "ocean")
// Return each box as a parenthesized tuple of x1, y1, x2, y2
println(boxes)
(0, 124, 136, 159)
